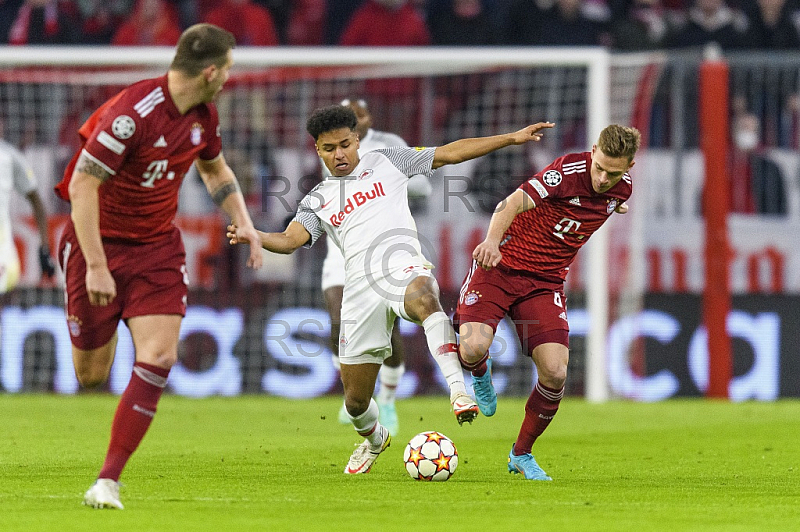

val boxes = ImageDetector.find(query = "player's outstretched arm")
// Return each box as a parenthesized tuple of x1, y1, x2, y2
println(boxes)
(227, 221, 311, 255)
(473, 189, 535, 270)
(195, 154, 262, 269)
(432, 122, 554, 169)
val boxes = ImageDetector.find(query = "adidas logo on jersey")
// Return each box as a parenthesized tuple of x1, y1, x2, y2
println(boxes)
(558, 311, 567, 321)
(569, 197, 581, 206)
(153, 135, 167, 148)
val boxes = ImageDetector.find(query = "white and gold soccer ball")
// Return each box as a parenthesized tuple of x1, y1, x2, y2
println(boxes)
(403, 431, 458, 481)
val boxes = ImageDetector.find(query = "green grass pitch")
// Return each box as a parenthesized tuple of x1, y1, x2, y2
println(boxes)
(2, 394, 798, 531)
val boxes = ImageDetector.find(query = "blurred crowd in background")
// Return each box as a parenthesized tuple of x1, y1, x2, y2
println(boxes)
(0, 0, 799, 50)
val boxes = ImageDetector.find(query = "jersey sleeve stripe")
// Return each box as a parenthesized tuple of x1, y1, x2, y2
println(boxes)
(80, 149, 117, 175)
(521, 189, 538, 208)
(97, 131, 126, 155)
(133, 87, 166, 118)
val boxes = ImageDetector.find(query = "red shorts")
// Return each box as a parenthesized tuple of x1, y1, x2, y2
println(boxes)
(58, 221, 188, 350)
(453, 261, 569, 351)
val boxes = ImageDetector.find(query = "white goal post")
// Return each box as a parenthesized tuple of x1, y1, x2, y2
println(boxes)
(0, 46, 660, 402)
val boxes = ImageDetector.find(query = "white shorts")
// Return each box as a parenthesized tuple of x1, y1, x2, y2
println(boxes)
(0, 240, 20, 294)
(338, 264, 432, 365)
(322, 239, 435, 293)
(321, 241, 346, 292)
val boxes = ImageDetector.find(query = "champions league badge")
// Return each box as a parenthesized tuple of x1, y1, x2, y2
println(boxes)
(542, 169, 562, 187)
(607, 198, 619, 214)
(190, 122, 204, 146)
(111, 115, 135, 139)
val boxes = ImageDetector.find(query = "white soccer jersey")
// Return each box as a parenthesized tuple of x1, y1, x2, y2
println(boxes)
(319, 128, 420, 291)
(297, 147, 435, 284)
(0, 139, 37, 292)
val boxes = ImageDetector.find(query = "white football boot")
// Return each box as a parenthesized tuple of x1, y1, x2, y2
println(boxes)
(83, 478, 124, 509)
(344, 426, 391, 474)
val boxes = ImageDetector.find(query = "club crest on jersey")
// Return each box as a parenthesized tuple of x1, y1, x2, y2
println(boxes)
(464, 290, 481, 306)
(111, 115, 135, 139)
(358, 169, 374, 180)
(190, 122, 204, 146)
(542, 169, 562, 187)
(607, 198, 618, 214)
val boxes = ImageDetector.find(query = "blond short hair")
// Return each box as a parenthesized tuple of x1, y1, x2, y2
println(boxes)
(597, 125, 641, 161)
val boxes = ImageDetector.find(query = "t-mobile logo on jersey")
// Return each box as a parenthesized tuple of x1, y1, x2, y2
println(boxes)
(553, 217, 581, 240)
(140, 159, 175, 188)
(329, 182, 386, 227)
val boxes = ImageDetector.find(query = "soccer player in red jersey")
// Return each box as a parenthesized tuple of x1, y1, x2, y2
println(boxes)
(454, 124, 641, 480)
(54, 24, 263, 509)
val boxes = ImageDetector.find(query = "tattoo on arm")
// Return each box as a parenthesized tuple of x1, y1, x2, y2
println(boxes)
(76, 155, 112, 183)
(211, 181, 241, 206)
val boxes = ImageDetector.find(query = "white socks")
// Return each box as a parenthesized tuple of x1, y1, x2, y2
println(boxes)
(377, 364, 404, 404)
(422, 312, 467, 396)
(348, 398, 384, 447)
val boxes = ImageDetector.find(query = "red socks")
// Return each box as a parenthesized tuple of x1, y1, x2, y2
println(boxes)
(471, 362, 488, 377)
(98, 362, 170, 481)
(513, 380, 564, 456)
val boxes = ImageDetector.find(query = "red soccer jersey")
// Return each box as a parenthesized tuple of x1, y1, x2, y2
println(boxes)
(500, 151, 632, 280)
(55, 75, 222, 242)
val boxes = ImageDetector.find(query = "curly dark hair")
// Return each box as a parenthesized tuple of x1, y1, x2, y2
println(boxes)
(306, 105, 358, 140)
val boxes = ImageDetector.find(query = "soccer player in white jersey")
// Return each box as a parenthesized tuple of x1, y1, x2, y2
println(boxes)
(321, 98, 432, 435)
(228, 105, 554, 474)
(0, 136, 56, 293)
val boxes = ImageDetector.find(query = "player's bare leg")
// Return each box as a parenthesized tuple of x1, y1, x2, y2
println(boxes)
(84, 315, 180, 509)
(404, 275, 477, 425)
(458, 322, 497, 416)
(509, 341, 568, 481)
(72, 332, 118, 388)
(324, 285, 351, 424)
(324, 285, 344, 358)
(376, 322, 404, 435)
(341, 362, 390, 473)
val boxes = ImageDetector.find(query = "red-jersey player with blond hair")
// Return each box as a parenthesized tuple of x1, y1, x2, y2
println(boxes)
(455, 124, 641, 480)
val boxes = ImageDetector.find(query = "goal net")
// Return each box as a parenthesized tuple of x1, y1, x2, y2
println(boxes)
(0, 47, 663, 400)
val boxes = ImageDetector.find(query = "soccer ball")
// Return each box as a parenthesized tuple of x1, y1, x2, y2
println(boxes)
(403, 431, 458, 481)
